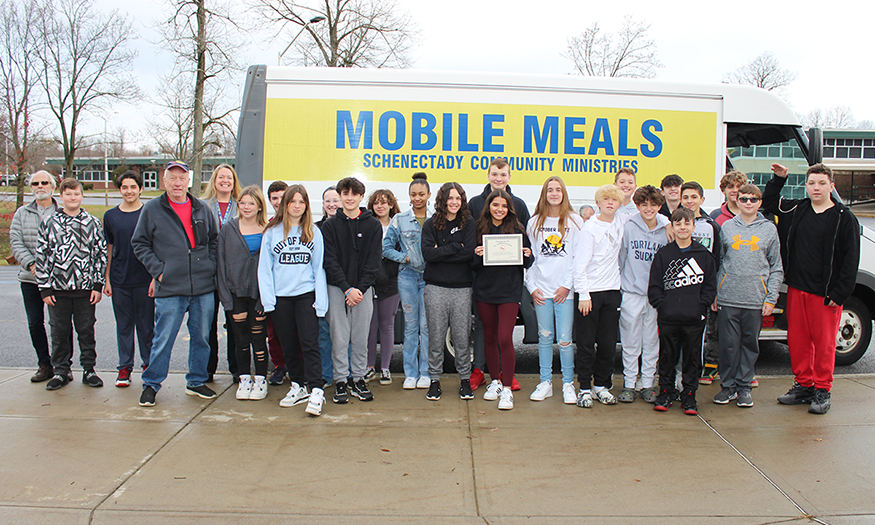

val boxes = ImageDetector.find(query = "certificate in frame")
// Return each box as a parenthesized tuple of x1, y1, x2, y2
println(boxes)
(483, 233, 523, 266)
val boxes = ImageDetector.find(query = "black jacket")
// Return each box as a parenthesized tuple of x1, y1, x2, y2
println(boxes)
(472, 223, 533, 304)
(132, 193, 218, 298)
(374, 234, 400, 299)
(648, 240, 717, 325)
(469, 184, 531, 228)
(762, 174, 860, 305)
(321, 207, 382, 293)
(217, 218, 261, 311)
(421, 214, 476, 288)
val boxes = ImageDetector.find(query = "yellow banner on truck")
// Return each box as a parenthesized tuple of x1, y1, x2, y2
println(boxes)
(236, 67, 808, 206)
(263, 99, 718, 192)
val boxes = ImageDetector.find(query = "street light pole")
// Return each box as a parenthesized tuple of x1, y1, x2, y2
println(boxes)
(278, 15, 326, 66)
(103, 118, 109, 206)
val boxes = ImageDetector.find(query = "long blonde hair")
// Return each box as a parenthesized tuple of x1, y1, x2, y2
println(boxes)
(267, 184, 314, 243)
(202, 164, 243, 202)
(237, 185, 268, 227)
(531, 176, 578, 241)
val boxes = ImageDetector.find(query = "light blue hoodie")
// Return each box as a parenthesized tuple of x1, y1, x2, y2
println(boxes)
(258, 223, 328, 316)
(618, 212, 670, 295)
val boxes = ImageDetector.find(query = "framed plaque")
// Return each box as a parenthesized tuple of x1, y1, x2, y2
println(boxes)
(483, 233, 523, 266)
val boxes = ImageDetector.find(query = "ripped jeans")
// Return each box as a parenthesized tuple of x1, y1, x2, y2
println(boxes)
(533, 297, 575, 384)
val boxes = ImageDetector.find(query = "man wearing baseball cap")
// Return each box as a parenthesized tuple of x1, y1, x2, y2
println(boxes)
(131, 161, 220, 406)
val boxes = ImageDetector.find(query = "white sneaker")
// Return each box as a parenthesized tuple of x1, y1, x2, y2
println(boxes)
(236, 375, 252, 400)
(530, 380, 553, 401)
(403, 377, 417, 390)
(562, 383, 577, 404)
(483, 380, 502, 401)
(593, 387, 617, 405)
(305, 387, 324, 416)
(498, 388, 514, 410)
(416, 376, 431, 389)
(279, 382, 309, 407)
(249, 376, 268, 400)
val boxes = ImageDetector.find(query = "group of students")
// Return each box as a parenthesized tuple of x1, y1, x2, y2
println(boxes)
(13, 155, 859, 418)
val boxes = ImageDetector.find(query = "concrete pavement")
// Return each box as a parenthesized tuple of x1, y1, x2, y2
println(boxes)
(1, 369, 874, 524)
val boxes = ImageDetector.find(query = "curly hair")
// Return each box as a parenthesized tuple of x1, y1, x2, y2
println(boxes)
(367, 189, 400, 218)
(433, 182, 470, 231)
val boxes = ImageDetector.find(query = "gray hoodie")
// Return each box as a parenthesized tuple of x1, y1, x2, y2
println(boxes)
(619, 213, 670, 296)
(717, 214, 783, 309)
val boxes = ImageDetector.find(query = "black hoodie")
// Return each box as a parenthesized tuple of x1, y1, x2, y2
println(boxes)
(421, 214, 476, 288)
(469, 184, 531, 227)
(648, 240, 717, 325)
(321, 207, 383, 293)
(472, 223, 534, 304)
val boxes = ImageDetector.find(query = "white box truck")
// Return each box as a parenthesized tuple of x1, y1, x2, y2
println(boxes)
(235, 65, 874, 365)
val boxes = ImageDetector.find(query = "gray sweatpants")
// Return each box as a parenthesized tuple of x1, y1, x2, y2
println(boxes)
(327, 285, 374, 383)
(717, 305, 761, 390)
(424, 285, 472, 380)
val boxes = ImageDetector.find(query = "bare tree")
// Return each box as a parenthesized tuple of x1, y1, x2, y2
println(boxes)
(799, 106, 856, 129)
(36, 0, 138, 179)
(149, 73, 195, 161)
(0, 0, 43, 208)
(564, 15, 662, 78)
(160, 0, 244, 192)
(725, 52, 797, 94)
(257, 0, 416, 68)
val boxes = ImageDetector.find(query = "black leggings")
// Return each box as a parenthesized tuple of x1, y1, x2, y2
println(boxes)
(230, 295, 268, 377)
(272, 292, 323, 391)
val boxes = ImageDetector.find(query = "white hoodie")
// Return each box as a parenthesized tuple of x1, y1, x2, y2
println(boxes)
(526, 214, 585, 296)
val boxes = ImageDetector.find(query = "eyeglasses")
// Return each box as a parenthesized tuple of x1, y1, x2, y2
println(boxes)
(31, 180, 51, 186)
(737, 197, 760, 203)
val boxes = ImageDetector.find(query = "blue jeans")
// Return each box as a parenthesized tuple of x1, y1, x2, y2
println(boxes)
(398, 267, 428, 379)
(534, 297, 574, 384)
(318, 317, 333, 384)
(143, 293, 214, 392)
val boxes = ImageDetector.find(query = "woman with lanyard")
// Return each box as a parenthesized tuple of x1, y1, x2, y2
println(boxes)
(202, 164, 243, 382)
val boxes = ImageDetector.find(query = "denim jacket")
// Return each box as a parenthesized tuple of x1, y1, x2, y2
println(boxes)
(383, 208, 432, 273)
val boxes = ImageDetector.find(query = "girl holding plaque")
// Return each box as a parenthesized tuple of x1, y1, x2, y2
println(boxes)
(473, 189, 533, 410)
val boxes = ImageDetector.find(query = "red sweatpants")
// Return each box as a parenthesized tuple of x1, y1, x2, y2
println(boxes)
(476, 301, 518, 387)
(786, 287, 842, 391)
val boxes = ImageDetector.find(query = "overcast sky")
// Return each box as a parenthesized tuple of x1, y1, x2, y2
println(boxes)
(95, 0, 875, 149)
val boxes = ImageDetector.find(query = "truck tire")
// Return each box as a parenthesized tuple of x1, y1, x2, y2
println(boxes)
(835, 296, 871, 366)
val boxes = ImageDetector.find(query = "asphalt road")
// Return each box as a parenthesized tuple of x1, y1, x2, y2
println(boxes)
(2, 265, 873, 379)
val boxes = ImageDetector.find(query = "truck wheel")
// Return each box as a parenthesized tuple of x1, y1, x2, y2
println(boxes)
(835, 296, 871, 366)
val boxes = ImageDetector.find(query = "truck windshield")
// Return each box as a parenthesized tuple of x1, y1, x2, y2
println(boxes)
(727, 125, 814, 200)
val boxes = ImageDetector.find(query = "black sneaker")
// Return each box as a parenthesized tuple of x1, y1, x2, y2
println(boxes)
(65, 369, 74, 382)
(185, 384, 217, 399)
(268, 366, 287, 385)
(653, 388, 677, 412)
(459, 379, 474, 400)
(350, 379, 374, 401)
(426, 380, 442, 401)
(808, 388, 831, 414)
(45, 374, 69, 391)
(82, 369, 104, 387)
(333, 381, 349, 404)
(777, 382, 815, 405)
(139, 386, 157, 407)
(681, 390, 698, 415)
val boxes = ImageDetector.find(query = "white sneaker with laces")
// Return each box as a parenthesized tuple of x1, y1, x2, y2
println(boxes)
(498, 388, 514, 410)
(279, 382, 309, 407)
(530, 380, 553, 401)
(249, 375, 268, 400)
(483, 379, 502, 401)
(236, 375, 252, 400)
(416, 376, 431, 389)
(403, 377, 417, 390)
(305, 387, 324, 416)
(562, 383, 577, 404)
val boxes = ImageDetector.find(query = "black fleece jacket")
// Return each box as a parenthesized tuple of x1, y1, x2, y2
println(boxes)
(469, 184, 531, 227)
(762, 174, 860, 305)
(321, 207, 382, 293)
(648, 240, 717, 325)
(472, 224, 533, 304)
(421, 214, 476, 288)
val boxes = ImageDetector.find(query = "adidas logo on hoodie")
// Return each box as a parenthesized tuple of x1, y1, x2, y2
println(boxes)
(664, 257, 705, 289)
